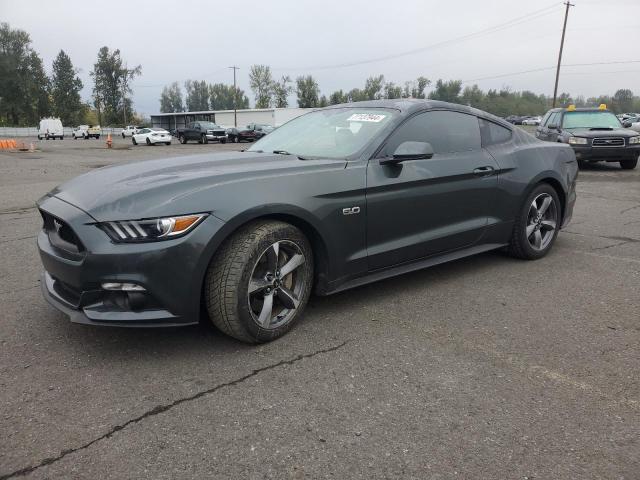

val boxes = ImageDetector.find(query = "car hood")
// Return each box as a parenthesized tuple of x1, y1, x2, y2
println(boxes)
(47, 151, 346, 221)
(567, 128, 638, 138)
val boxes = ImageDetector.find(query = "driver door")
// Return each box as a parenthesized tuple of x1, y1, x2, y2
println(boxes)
(365, 110, 499, 270)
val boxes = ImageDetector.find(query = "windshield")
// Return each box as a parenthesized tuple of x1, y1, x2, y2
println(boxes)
(248, 108, 398, 159)
(199, 122, 219, 129)
(562, 111, 622, 129)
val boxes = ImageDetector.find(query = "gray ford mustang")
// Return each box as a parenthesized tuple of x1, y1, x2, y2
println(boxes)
(37, 99, 578, 343)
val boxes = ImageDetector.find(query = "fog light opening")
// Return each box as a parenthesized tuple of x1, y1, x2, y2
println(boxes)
(101, 282, 146, 292)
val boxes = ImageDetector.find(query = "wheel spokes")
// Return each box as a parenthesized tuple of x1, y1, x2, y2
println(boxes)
(541, 220, 556, 231)
(276, 286, 299, 310)
(248, 278, 271, 294)
(257, 292, 274, 327)
(279, 253, 305, 277)
(538, 195, 552, 215)
(526, 223, 536, 237)
(265, 242, 280, 272)
(533, 230, 543, 249)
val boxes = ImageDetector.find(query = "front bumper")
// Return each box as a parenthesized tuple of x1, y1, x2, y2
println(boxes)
(206, 134, 227, 142)
(571, 144, 640, 161)
(37, 195, 226, 327)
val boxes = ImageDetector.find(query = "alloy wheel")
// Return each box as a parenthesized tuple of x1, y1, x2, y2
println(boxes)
(247, 240, 307, 329)
(526, 193, 557, 251)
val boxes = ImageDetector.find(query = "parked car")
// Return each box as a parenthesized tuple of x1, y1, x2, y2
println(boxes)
(226, 123, 273, 143)
(505, 115, 527, 125)
(132, 128, 172, 146)
(37, 118, 64, 140)
(177, 121, 227, 144)
(626, 119, 640, 133)
(72, 125, 101, 139)
(621, 114, 640, 126)
(121, 125, 141, 138)
(522, 116, 542, 126)
(37, 99, 577, 344)
(536, 104, 639, 169)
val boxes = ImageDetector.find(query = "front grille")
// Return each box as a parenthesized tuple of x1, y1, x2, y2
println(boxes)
(592, 137, 624, 147)
(40, 209, 85, 254)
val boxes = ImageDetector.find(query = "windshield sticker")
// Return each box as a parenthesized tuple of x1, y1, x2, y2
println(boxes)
(347, 113, 386, 123)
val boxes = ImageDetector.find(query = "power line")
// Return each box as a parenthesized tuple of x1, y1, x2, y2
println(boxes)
(462, 60, 640, 83)
(271, 2, 564, 72)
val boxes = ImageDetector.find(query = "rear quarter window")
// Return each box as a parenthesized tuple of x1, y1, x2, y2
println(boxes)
(479, 119, 512, 146)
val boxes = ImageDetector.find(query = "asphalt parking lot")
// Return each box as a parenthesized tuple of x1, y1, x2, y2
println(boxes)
(1, 136, 639, 479)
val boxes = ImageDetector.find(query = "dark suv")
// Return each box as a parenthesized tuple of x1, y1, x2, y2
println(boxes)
(536, 105, 640, 169)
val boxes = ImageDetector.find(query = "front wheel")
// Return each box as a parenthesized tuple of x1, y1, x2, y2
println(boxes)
(146, 138, 151, 146)
(132, 138, 137, 145)
(201, 134, 208, 144)
(205, 220, 314, 343)
(221, 138, 226, 144)
(507, 184, 561, 260)
(122, 133, 125, 139)
(620, 157, 638, 170)
(179, 135, 186, 144)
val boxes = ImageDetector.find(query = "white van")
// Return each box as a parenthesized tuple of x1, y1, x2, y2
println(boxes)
(38, 118, 64, 140)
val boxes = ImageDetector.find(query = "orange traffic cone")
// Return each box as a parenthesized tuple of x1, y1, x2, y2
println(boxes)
(11, 139, 17, 149)
(106, 133, 113, 149)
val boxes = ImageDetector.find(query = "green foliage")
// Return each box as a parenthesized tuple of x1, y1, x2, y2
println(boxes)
(51, 50, 83, 125)
(613, 89, 634, 113)
(271, 75, 293, 108)
(363, 75, 385, 100)
(428, 79, 462, 103)
(160, 81, 183, 113)
(384, 82, 403, 99)
(184, 80, 209, 111)
(329, 90, 348, 105)
(296, 75, 320, 108)
(249, 65, 273, 108)
(209, 83, 249, 110)
(318, 95, 328, 108)
(91, 46, 141, 126)
(0, 23, 51, 126)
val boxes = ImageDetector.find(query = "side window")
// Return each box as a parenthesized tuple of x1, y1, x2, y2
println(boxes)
(384, 110, 481, 156)
(541, 112, 552, 126)
(479, 118, 512, 146)
(547, 112, 559, 127)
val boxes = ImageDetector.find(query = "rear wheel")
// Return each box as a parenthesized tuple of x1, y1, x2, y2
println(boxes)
(146, 138, 152, 146)
(165, 142, 171, 146)
(122, 132, 125, 139)
(205, 220, 313, 343)
(201, 134, 208, 144)
(620, 157, 638, 170)
(132, 138, 137, 145)
(507, 183, 560, 260)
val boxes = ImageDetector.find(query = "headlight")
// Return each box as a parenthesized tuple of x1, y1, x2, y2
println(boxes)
(568, 137, 588, 145)
(97, 214, 207, 243)
(629, 136, 640, 144)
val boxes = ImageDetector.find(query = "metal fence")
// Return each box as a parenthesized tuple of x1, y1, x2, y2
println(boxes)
(0, 127, 124, 137)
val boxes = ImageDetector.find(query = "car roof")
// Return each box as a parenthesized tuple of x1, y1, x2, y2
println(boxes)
(323, 99, 512, 127)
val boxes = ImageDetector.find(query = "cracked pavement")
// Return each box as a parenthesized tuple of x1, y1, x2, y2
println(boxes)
(1, 138, 639, 479)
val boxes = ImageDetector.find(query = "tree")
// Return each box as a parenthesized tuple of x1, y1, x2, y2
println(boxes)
(428, 79, 462, 103)
(319, 95, 328, 107)
(91, 46, 141, 125)
(160, 81, 184, 113)
(0, 23, 51, 125)
(51, 50, 83, 124)
(402, 76, 430, 99)
(184, 80, 209, 111)
(612, 89, 634, 113)
(271, 75, 293, 108)
(296, 75, 320, 108)
(348, 88, 367, 102)
(363, 75, 385, 100)
(384, 82, 403, 99)
(249, 64, 273, 108)
(209, 83, 249, 110)
(329, 90, 348, 105)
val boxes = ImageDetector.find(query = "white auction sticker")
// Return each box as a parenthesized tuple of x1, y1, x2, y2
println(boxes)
(347, 113, 386, 123)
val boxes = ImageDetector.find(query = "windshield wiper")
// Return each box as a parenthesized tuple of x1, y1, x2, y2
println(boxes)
(273, 150, 308, 160)
(589, 127, 614, 130)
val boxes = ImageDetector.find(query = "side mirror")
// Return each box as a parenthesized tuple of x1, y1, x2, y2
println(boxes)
(547, 124, 558, 130)
(380, 141, 434, 165)
(623, 122, 632, 128)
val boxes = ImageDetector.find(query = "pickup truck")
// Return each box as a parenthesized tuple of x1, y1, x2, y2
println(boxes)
(72, 124, 101, 139)
(177, 121, 227, 144)
(121, 125, 140, 138)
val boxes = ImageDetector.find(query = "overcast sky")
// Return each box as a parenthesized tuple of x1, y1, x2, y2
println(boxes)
(3, 0, 639, 115)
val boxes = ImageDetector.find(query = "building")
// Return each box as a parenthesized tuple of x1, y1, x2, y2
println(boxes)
(150, 107, 309, 131)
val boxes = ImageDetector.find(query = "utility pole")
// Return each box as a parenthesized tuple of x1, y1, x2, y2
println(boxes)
(229, 66, 239, 127)
(552, 1, 574, 107)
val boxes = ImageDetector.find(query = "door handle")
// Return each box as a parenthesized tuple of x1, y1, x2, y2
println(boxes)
(473, 166, 495, 176)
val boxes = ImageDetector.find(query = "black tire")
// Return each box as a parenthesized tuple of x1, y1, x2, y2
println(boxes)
(205, 220, 314, 343)
(507, 183, 561, 260)
(83, 134, 87, 140)
(620, 157, 638, 170)
(179, 135, 186, 144)
(165, 142, 171, 146)
(234, 136, 239, 143)
(96, 135, 100, 140)
(201, 134, 208, 144)
(122, 132, 125, 139)
(146, 138, 151, 146)
(132, 138, 137, 145)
